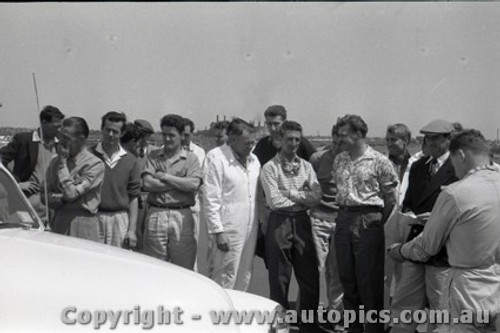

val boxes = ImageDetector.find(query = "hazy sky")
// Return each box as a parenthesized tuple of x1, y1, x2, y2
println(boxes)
(1, 2, 500, 138)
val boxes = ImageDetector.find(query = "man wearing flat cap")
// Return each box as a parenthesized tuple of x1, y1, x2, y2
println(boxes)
(389, 119, 458, 333)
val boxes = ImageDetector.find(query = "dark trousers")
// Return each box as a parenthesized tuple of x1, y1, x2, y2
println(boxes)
(265, 210, 320, 330)
(335, 208, 385, 333)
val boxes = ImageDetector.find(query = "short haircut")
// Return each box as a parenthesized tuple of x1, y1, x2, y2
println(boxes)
(120, 122, 143, 144)
(101, 111, 127, 131)
(336, 114, 368, 138)
(387, 123, 412, 143)
(160, 114, 185, 134)
(213, 120, 230, 131)
(264, 105, 287, 120)
(183, 118, 195, 133)
(63, 117, 89, 139)
(227, 118, 256, 136)
(449, 129, 490, 155)
(40, 105, 64, 123)
(279, 120, 302, 137)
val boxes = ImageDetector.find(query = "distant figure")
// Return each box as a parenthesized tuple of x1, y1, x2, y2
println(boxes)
(260, 120, 323, 332)
(212, 120, 230, 147)
(388, 129, 500, 333)
(203, 118, 260, 291)
(91, 112, 141, 248)
(309, 123, 344, 317)
(333, 114, 398, 333)
(141, 114, 201, 270)
(182, 117, 205, 165)
(42, 117, 105, 242)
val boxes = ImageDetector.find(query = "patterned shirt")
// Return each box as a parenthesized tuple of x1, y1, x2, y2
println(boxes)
(142, 149, 201, 207)
(261, 153, 322, 211)
(43, 148, 105, 214)
(333, 145, 398, 207)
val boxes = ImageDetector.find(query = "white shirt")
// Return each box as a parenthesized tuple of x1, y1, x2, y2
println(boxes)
(202, 144, 261, 235)
(186, 142, 206, 166)
(95, 142, 127, 169)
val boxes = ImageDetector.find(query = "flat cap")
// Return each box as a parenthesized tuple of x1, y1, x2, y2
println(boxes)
(420, 119, 453, 135)
(134, 119, 154, 134)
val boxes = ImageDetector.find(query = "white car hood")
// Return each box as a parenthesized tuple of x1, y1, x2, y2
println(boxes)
(0, 229, 240, 332)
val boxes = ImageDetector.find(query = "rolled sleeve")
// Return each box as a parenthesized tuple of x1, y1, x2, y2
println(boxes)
(377, 158, 399, 193)
(185, 153, 202, 183)
(141, 155, 157, 178)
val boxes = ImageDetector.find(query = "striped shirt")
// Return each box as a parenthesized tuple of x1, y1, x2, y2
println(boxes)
(260, 153, 322, 211)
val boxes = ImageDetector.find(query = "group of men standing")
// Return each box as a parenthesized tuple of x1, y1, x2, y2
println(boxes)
(1, 104, 499, 333)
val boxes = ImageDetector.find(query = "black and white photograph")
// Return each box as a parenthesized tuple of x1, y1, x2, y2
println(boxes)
(1, 2, 499, 332)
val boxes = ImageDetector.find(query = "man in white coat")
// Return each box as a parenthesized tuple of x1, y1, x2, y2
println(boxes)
(202, 118, 260, 291)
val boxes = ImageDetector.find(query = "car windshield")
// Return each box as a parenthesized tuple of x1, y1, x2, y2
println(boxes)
(0, 168, 42, 229)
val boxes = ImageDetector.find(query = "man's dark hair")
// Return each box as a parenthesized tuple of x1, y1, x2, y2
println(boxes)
(387, 123, 411, 143)
(160, 114, 185, 134)
(101, 111, 127, 131)
(331, 123, 339, 136)
(336, 114, 368, 138)
(121, 122, 143, 144)
(63, 117, 90, 139)
(214, 120, 230, 131)
(449, 129, 490, 155)
(40, 105, 64, 123)
(279, 120, 303, 137)
(183, 118, 195, 133)
(264, 105, 287, 120)
(227, 118, 256, 136)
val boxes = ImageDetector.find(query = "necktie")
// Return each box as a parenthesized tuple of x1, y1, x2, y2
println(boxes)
(429, 158, 438, 177)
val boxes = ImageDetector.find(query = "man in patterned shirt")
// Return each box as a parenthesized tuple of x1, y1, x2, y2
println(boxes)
(333, 114, 399, 333)
(260, 120, 323, 333)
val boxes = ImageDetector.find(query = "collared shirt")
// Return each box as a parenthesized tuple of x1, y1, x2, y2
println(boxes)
(334, 145, 398, 207)
(309, 147, 339, 221)
(425, 151, 450, 173)
(95, 142, 128, 169)
(185, 142, 206, 166)
(142, 149, 201, 207)
(202, 143, 260, 234)
(44, 148, 105, 214)
(260, 153, 322, 211)
(401, 164, 500, 268)
(389, 151, 419, 207)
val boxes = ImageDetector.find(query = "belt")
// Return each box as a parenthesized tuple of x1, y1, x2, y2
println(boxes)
(272, 209, 308, 217)
(338, 205, 382, 213)
(148, 203, 192, 210)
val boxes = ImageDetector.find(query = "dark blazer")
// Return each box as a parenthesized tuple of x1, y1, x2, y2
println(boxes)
(402, 156, 458, 215)
(402, 155, 458, 266)
(0, 132, 38, 182)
